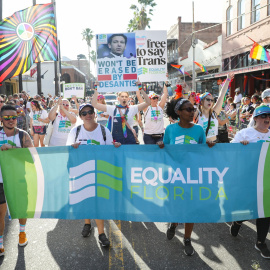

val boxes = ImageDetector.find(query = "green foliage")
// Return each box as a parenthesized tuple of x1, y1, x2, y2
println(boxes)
(81, 28, 94, 48)
(90, 50, 96, 66)
(127, 0, 157, 32)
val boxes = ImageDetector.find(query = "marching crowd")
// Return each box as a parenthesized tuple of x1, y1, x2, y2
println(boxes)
(0, 72, 270, 259)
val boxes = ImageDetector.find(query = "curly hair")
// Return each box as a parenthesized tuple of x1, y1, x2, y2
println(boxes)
(166, 98, 189, 120)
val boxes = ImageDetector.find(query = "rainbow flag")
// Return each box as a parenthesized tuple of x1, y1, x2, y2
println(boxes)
(248, 37, 270, 63)
(194, 61, 208, 73)
(0, 4, 58, 84)
(171, 64, 185, 75)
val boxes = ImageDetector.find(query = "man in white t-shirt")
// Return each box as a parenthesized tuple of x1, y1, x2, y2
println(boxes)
(233, 88, 243, 109)
(66, 103, 121, 247)
(92, 85, 151, 144)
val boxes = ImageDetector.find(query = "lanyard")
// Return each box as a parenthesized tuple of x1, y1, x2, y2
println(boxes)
(150, 106, 159, 121)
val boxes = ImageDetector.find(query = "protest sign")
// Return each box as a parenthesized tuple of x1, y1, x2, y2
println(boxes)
(63, 83, 85, 98)
(96, 33, 138, 93)
(1, 143, 270, 222)
(136, 30, 167, 82)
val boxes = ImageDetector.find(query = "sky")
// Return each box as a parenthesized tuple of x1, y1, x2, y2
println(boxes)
(2, 0, 223, 61)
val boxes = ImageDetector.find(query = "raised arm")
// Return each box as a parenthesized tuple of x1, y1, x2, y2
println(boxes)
(159, 83, 168, 109)
(213, 72, 234, 115)
(137, 89, 151, 111)
(91, 84, 108, 112)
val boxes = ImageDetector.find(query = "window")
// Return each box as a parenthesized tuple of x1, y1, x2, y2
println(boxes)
(238, 0, 245, 30)
(227, 6, 233, 36)
(268, 0, 270, 16)
(251, 0, 260, 23)
(223, 58, 229, 71)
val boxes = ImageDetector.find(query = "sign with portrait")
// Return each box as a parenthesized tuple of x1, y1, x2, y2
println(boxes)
(96, 33, 138, 93)
(136, 30, 167, 82)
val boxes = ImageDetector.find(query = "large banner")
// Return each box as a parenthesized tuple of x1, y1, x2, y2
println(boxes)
(96, 33, 138, 93)
(136, 30, 167, 82)
(1, 143, 270, 222)
(63, 83, 85, 98)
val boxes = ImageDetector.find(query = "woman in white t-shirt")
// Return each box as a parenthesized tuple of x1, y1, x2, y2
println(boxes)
(230, 105, 270, 259)
(136, 83, 168, 144)
(30, 100, 49, 147)
(48, 98, 77, 146)
(194, 72, 234, 142)
(66, 103, 121, 247)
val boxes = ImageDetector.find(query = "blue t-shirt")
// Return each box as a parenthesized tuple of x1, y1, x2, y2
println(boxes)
(163, 123, 206, 145)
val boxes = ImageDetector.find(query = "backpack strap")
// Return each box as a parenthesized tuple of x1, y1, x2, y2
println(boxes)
(100, 125, 106, 143)
(52, 113, 58, 125)
(19, 130, 24, 148)
(75, 125, 82, 142)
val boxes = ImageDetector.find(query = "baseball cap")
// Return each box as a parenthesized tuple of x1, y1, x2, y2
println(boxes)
(148, 92, 159, 99)
(253, 105, 270, 117)
(79, 103, 94, 114)
(97, 94, 105, 100)
(235, 88, 240, 92)
(261, 89, 270, 99)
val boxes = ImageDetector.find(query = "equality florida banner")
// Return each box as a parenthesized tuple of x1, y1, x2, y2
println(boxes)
(136, 30, 167, 82)
(0, 143, 270, 222)
(96, 33, 137, 93)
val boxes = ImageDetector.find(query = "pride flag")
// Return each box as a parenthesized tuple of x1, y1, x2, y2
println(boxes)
(248, 37, 270, 63)
(194, 62, 208, 73)
(0, 4, 58, 84)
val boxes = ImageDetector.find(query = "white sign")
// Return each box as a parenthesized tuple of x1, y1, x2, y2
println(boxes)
(136, 30, 167, 82)
(63, 83, 85, 98)
(96, 33, 138, 93)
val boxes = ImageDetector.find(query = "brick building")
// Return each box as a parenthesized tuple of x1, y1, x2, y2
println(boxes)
(218, 0, 270, 97)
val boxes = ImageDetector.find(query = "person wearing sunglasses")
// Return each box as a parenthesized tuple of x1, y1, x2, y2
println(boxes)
(194, 72, 234, 142)
(230, 105, 270, 259)
(66, 104, 121, 248)
(0, 105, 34, 256)
(48, 98, 77, 146)
(136, 80, 168, 144)
(157, 98, 215, 256)
(30, 100, 50, 147)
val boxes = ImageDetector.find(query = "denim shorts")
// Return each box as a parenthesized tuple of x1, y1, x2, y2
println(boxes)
(33, 125, 47, 135)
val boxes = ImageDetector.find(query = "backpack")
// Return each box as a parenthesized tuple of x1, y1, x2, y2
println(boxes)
(75, 125, 107, 143)
(0, 127, 25, 148)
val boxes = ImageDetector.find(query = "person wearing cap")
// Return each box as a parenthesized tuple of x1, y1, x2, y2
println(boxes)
(233, 88, 243, 109)
(92, 83, 150, 144)
(66, 103, 121, 247)
(48, 98, 77, 146)
(136, 80, 168, 144)
(194, 72, 235, 142)
(230, 105, 270, 259)
(96, 95, 109, 126)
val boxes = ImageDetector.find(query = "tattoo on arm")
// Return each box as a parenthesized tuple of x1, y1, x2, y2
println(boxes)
(23, 133, 34, 148)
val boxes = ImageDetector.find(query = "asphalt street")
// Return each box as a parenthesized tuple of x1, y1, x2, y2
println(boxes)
(1, 118, 270, 269)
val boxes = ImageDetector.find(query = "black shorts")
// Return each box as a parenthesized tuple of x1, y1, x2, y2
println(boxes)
(0, 184, 6, 205)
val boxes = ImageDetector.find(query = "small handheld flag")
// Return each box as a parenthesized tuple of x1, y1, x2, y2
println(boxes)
(194, 62, 208, 73)
(248, 37, 270, 63)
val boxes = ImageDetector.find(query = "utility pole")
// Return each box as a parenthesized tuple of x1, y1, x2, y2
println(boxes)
(192, 1, 196, 91)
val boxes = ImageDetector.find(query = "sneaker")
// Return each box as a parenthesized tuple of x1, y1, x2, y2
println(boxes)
(99, 233, 110, 247)
(255, 242, 270, 259)
(166, 223, 177, 240)
(81, 224, 92, 237)
(18, 232, 28, 247)
(183, 238, 194, 256)
(0, 248, 4, 256)
(230, 222, 241, 237)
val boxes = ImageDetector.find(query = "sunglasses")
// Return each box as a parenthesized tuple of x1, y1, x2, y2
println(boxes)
(63, 104, 69, 107)
(205, 98, 214, 102)
(80, 110, 94, 116)
(259, 114, 270, 119)
(2, 115, 18, 121)
(0, 101, 4, 103)
(180, 107, 197, 113)
(152, 97, 159, 100)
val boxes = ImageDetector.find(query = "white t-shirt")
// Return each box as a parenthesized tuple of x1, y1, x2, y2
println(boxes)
(144, 105, 164, 134)
(197, 113, 219, 139)
(26, 102, 31, 114)
(234, 93, 243, 108)
(66, 124, 113, 145)
(49, 112, 76, 146)
(29, 110, 48, 126)
(96, 109, 108, 122)
(106, 105, 139, 130)
(231, 127, 270, 143)
(0, 130, 21, 183)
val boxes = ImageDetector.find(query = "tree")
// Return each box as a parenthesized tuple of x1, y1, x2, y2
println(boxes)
(82, 28, 94, 78)
(127, 0, 157, 32)
(90, 50, 96, 66)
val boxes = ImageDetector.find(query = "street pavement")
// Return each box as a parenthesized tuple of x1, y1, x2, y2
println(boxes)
(1, 117, 270, 269)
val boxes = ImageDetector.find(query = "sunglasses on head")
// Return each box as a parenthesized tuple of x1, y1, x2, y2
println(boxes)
(205, 98, 214, 102)
(2, 115, 17, 121)
(259, 114, 270, 119)
(80, 110, 94, 116)
(180, 107, 197, 113)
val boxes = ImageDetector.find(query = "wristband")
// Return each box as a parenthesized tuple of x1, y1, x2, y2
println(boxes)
(226, 78, 231, 82)
(94, 85, 97, 91)
(228, 116, 231, 120)
(138, 83, 142, 91)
